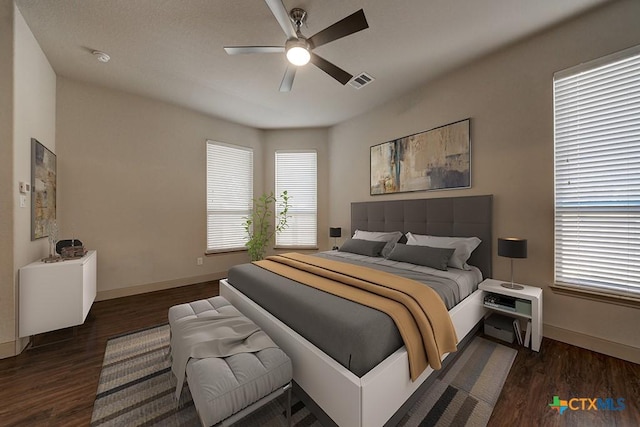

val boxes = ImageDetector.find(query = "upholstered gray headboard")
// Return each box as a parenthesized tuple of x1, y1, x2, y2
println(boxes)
(351, 195, 493, 279)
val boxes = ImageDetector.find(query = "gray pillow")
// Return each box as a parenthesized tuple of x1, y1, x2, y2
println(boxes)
(386, 243, 455, 271)
(352, 230, 403, 258)
(338, 238, 387, 257)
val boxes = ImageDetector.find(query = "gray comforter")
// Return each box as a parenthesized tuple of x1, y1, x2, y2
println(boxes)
(226, 252, 471, 377)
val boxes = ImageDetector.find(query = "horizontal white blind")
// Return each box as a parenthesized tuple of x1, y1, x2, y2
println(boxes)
(275, 151, 317, 247)
(554, 45, 640, 298)
(206, 141, 253, 252)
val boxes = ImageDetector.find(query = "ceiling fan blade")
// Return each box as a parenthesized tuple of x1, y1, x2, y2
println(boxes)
(279, 65, 296, 92)
(310, 53, 352, 85)
(308, 9, 368, 49)
(264, 0, 297, 39)
(224, 46, 285, 55)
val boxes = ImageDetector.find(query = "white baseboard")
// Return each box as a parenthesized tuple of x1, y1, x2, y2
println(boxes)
(544, 324, 640, 364)
(95, 271, 226, 301)
(0, 340, 15, 359)
(0, 337, 29, 359)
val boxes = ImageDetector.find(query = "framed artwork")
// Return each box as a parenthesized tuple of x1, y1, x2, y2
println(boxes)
(370, 119, 470, 195)
(31, 138, 56, 240)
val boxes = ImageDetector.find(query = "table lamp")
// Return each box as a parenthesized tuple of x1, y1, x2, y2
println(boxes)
(330, 227, 342, 250)
(498, 237, 527, 290)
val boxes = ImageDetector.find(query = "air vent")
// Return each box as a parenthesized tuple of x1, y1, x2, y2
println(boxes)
(348, 72, 375, 89)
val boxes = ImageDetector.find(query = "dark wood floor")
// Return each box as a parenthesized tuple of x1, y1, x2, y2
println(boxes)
(0, 282, 638, 426)
(487, 334, 639, 427)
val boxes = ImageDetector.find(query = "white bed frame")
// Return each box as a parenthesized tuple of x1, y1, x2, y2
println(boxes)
(221, 195, 493, 426)
(220, 279, 488, 427)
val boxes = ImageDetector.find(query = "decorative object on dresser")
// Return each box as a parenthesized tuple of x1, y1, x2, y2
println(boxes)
(56, 238, 87, 259)
(330, 227, 342, 250)
(497, 237, 527, 290)
(61, 245, 87, 259)
(370, 119, 470, 195)
(42, 220, 60, 262)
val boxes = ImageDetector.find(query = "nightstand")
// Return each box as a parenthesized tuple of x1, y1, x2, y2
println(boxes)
(478, 278, 543, 352)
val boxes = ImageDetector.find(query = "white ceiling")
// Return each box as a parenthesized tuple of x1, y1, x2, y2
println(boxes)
(15, 0, 610, 129)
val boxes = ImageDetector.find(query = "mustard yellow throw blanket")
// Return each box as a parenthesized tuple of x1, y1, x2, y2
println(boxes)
(254, 253, 458, 380)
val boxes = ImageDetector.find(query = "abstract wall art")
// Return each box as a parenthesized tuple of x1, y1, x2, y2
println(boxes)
(370, 119, 470, 195)
(31, 138, 56, 240)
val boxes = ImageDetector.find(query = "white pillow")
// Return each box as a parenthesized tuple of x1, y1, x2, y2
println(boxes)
(405, 232, 481, 270)
(352, 230, 403, 258)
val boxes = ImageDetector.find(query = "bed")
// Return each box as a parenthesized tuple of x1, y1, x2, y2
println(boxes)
(220, 195, 492, 427)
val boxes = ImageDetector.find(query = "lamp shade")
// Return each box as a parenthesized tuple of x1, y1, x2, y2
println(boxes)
(498, 237, 527, 258)
(330, 227, 342, 238)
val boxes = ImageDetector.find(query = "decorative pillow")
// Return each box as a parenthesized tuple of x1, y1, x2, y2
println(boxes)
(405, 232, 481, 270)
(352, 230, 403, 258)
(338, 238, 387, 257)
(386, 243, 454, 271)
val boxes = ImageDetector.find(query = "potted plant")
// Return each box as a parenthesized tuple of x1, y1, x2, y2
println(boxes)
(243, 190, 290, 261)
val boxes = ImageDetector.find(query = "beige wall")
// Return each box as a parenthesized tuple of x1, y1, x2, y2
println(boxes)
(263, 128, 330, 252)
(13, 3, 56, 280)
(56, 81, 331, 299)
(329, 0, 640, 362)
(0, 2, 56, 357)
(56, 78, 265, 298)
(56, 80, 332, 298)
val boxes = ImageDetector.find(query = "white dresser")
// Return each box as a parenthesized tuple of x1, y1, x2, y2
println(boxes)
(19, 250, 97, 337)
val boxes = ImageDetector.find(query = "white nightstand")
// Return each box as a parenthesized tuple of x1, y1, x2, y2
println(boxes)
(478, 278, 543, 352)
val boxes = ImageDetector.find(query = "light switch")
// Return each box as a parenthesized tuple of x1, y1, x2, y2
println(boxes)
(20, 194, 26, 208)
(19, 182, 30, 194)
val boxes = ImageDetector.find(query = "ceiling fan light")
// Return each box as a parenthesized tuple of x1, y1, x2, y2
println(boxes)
(286, 45, 310, 66)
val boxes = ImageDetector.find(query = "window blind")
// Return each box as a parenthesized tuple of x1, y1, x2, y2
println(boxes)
(275, 150, 317, 247)
(206, 141, 253, 253)
(554, 45, 640, 298)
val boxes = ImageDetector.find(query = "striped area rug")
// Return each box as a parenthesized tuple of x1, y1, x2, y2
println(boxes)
(91, 324, 516, 427)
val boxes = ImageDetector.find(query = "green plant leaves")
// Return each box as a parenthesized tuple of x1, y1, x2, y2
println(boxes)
(243, 191, 291, 261)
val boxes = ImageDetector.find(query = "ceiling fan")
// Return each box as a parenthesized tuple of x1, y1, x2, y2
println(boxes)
(224, 0, 369, 92)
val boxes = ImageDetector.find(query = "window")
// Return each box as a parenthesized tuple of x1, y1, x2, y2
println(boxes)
(554, 45, 640, 299)
(275, 150, 317, 247)
(206, 141, 253, 253)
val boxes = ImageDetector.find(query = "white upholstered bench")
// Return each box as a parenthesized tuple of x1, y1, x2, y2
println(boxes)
(168, 296, 293, 427)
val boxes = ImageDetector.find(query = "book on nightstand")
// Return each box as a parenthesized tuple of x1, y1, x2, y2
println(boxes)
(524, 319, 532, 348)
(513, 319, 523, 345)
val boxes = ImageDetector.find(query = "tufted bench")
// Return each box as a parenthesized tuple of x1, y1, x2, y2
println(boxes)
(168, 296, 292, 427)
